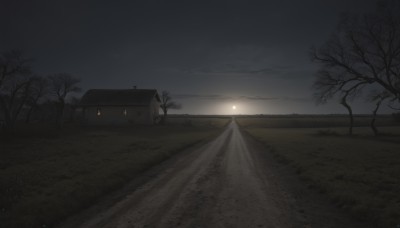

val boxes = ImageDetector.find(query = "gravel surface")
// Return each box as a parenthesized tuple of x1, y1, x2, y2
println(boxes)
(58, 121, 367, 228)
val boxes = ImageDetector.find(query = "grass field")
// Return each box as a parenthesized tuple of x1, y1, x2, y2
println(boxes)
(237, 116, 400, 227)
(0, 117, 230, 228)
(236, 114, 400, 129)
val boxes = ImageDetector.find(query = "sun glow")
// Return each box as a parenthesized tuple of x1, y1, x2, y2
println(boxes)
(232, 105, 236, 110)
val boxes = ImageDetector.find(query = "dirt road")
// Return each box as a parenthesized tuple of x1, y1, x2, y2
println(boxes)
(59, 121, 366, 228)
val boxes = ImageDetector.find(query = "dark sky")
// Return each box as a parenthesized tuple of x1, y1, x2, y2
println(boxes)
(1, 0, 383, 114)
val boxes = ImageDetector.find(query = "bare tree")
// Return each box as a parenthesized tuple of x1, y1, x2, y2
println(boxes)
(25, 76, 49, 123)
(340, 92, 355, 135)
(160, 91, 181, 124)
(312, 1, 400, 99)
(48, 73, 81, 128)
(0, 50, 32, 133)
(311, 0, 400, 134)
(368, 90, 392, 135)
(313, 69, 366, 135)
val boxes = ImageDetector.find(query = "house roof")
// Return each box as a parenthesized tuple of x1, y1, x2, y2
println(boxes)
(80, 89, 160, 106)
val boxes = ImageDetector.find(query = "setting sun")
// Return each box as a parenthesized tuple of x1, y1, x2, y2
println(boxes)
(232, 105, 236, 110)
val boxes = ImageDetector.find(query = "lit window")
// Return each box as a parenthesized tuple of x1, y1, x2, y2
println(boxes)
(123, 108, 127, 116)
(97, 108, 101, 116)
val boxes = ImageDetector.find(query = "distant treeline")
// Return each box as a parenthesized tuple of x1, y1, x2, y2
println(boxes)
(0, 50, 82, 133)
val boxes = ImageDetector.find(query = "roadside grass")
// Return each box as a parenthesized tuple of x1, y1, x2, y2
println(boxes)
(167, 116, 233, 127)
(238, 122, 400, 227)
(0, 117, 230, 228)
(236, 115, 399, 129)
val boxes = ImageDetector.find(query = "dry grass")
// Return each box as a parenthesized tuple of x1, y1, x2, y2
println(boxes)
(0, 117, 230, 228)
(237, 115, 399, 129)
(237, 117, 400, 227)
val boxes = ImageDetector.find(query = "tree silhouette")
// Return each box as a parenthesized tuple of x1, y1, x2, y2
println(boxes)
(0, 50, 32, 133)
(160, 91, 181, 124)
(48, 73, 81, 128)
(25, 76, 49, 123)
(368, 90, 391, 135)
(312, 0, 400, 134)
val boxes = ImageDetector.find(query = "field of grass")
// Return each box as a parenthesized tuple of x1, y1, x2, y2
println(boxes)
(237, 117, 400, 227)
(236, 114, 400, 129)
(0, 117, 230, 228)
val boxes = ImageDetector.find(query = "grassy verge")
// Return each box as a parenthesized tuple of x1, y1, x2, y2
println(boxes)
(239, 123, 400, 227)
(236, 115, 400, 128)
(0, 117, 230, 228)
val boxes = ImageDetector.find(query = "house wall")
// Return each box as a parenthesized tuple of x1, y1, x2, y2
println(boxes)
(83, 106, 152, 125)
(82, 95, 161, 125)
(149, 97, 160, 123)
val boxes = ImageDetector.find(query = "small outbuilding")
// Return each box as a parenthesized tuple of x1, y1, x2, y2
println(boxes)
(80, 89, 161, 125)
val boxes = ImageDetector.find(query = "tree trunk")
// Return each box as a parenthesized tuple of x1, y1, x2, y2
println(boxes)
(56, 100, 65, 129)
(0, 96, 14, 134)
(159, 105, 167, 125)
(25, 105, 35, 123)
(68, 106, 77, 122)
(2, 109, 16, 135)
(371, 100, 382, 136)
(161, 111, 167, 125)
(340, 96, 353, 135)
(26, 95, 41, 123)
(11, 82, 32, 126)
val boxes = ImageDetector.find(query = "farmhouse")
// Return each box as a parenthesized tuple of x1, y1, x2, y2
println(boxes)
(80, 88, 161, 125)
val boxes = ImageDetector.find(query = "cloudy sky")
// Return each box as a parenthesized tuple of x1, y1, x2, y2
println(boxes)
(1, 0, 383, 114)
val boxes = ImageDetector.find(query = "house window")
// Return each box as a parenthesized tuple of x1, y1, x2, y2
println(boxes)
(97, 108, 101, 116)
(123, 108, 127, 116)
